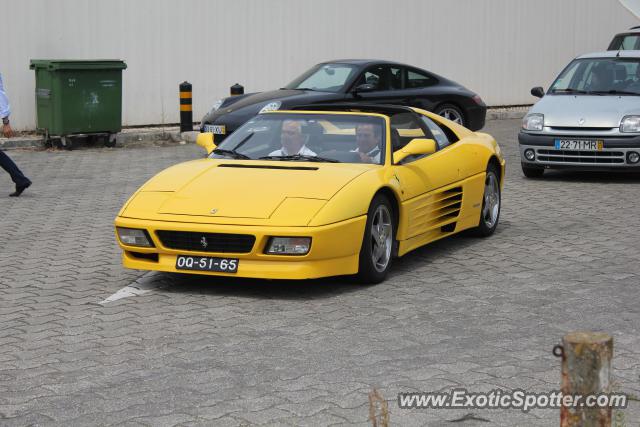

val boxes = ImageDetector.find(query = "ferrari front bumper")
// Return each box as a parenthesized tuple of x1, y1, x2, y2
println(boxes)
(115, 215, 367, 280)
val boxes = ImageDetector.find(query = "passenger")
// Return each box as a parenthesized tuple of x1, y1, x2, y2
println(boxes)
(351, 123, 382, 163)
(269, 119, 316, 156)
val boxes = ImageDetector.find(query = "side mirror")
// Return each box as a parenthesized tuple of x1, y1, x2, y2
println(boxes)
(531, 87, 545, 98)
(353, 83, 376, 94)
(393, 138, 437, 164)
(196, 132, 216, 155)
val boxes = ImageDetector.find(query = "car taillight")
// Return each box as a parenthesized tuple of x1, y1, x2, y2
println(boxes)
(472, 95, 484, 105)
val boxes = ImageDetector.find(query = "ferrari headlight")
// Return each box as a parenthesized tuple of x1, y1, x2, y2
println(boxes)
(116, 227, 153, 247)
(259, 101, 282, 114)
(209, 98, 224, 114)
(265, 237, 311, 255)
(620, 115, 640, 133)
(522, 114, 544, 131)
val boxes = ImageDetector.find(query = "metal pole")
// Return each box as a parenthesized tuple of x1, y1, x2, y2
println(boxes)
(555, 332, 613, 427)
(179, 81, 193, 132)
(230, 83, 244, 96)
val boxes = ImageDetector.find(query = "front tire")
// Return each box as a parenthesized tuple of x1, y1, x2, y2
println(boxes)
(356, 195, 395, 284)
(471, 164, 501, 237)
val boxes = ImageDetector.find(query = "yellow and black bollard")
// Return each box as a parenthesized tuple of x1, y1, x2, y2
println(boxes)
(179, 81, 193, 132)
(230, 83, 244, 96)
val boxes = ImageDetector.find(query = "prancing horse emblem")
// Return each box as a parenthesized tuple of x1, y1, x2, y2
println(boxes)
(200, 236, 208, 248)
(210, 208, 218, 214)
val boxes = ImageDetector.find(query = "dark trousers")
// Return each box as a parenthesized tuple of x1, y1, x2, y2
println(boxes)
(0, 150, 30, 187)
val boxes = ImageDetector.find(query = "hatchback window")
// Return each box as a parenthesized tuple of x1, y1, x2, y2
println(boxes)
(621, 35, 640, 50)
(550, 58, 640, 94)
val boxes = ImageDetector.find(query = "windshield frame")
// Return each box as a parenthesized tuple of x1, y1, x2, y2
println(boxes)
(283, 63, 361, 93)
(209, 111, 390, 165)
(548, 57, 640, 96)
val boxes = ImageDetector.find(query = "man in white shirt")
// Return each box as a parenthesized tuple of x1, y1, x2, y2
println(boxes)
(269, 119, 316, 157)
(0, 72, 31, 197)
(351, 123, 381, 164)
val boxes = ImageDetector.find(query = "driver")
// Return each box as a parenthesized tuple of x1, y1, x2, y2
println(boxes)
(351, 123, 381, 163)
(587, 64, 613, 92)
(269, 119, 317, 156)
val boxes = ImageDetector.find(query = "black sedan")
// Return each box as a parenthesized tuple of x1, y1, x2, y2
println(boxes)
(200, 59, 486, 140)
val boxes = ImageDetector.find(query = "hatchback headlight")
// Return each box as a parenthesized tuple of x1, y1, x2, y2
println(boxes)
(265, 237, 311, 255)
(116, 227, 153, 247)
(522, 114, 544, 131)
(259, 101, 282, 114)
(620, 115, 640, 133)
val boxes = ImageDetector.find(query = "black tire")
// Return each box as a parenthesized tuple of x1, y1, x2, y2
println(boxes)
(355, 194, 396, 284)
(470, 164, 501, 237)
(435, 103, 466, 127)
(521, 163, 544, 178)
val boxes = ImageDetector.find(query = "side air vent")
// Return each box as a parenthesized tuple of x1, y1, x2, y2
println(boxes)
(406, 187, 463, 237)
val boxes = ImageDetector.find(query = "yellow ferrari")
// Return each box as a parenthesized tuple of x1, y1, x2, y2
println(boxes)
(115, 105, 505, 283)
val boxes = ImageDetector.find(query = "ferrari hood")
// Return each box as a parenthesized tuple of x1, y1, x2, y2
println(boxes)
(122, 159, 372, 222)
(529, 95, 640, 128)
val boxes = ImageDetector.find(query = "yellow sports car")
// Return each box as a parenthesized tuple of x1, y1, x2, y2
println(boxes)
(115, 105, 505, 284)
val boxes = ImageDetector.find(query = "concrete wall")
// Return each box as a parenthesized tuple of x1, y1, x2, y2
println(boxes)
(2, 0, 637, 130)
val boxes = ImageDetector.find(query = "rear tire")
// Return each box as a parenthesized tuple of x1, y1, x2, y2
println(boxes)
(522, 163, 544, 178)
(470, 164, 501, 237)
(435, 103, 465, 127)
(356, 194, 396, 284)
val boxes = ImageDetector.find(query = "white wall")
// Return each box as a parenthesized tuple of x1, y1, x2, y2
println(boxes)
(2, 0, 637, 130)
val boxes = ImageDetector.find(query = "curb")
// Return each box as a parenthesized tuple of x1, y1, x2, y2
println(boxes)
(0, 128, 200, 150)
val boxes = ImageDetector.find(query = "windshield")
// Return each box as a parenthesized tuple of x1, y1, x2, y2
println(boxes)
(210, 113, 386, 165)
(550, 58, 640, 95)
(284, 64, 359, 92)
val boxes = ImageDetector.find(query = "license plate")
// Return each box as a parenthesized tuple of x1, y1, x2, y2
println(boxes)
(554, 139, 603, 150)
(203, 124, 226, 135)
(175, 255, 238, 273)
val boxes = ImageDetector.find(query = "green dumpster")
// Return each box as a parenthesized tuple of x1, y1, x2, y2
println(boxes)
(29, 59, 127, 148)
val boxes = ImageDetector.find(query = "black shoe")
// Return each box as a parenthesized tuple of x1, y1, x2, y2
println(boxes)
(10, 181, 31, 197)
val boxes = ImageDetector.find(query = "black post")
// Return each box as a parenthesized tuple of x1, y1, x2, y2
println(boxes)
(230, 83, 244, 96)
(179, 81, 193, 132)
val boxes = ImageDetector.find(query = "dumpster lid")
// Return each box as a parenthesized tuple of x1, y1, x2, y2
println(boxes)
(30, 60, 127, 71)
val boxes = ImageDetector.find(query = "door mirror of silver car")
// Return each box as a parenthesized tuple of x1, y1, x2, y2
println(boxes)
(531, 87, 545, 98)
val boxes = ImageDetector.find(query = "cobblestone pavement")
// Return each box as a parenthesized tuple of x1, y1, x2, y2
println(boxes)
(1, 120, 639, 426)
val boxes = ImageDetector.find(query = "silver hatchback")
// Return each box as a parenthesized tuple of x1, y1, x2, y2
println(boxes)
(519, 51, 640, 177)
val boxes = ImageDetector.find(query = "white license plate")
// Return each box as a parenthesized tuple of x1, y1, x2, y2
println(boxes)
(203, 124, 226, 135)
(175, 255, 238, 273)
(554, 139, 603, 150)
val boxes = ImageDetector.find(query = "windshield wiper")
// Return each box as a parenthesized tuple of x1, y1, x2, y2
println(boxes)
(293, 87, 317, 91)
(212, 149, 250, 160)
(589, 90, 640, 96)
(212, 132, 254, 160)
(551, 88, 589, 94)
(258, 154, 340, 163)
